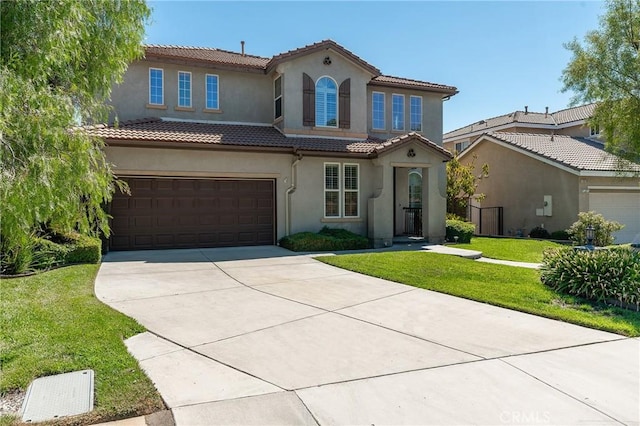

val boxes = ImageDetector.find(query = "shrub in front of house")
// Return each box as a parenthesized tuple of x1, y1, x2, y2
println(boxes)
(541, 246, 640, 310)
(550, 230, 571, 241)
(529, 226, 551, 239)
(445, 219, 474, 243)
(32, 233, 101, 271)
(567, 211, 624, 246)
(279, 227, 370, 252)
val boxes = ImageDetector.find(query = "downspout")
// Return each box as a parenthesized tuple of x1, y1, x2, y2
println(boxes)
(285, 152, 303, 236)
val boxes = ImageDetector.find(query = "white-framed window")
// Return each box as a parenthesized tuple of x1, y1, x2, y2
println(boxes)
(205, 74, 219, 110)
(590, 125, 600, 137)
(274, 75, 283, 119)
(410, 96, 422, 132)
(392, 94, 404, 131)
(408, 168, 422, 208)
(316, 76, 338, 127)
(178, 71, 192, 108)
(372, 92, 385, 130)
(343, 164, 359, 217)
(455, 140, 470, 153)
(324, 163, 359, 218)
(324, 163, 340, 217)
(149, 68, 164, 105)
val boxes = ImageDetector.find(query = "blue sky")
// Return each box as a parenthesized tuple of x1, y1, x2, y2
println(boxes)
(145, 1, 603, 133)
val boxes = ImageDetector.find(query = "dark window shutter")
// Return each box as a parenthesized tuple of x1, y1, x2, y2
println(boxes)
(339, 78, 351, 129)
(303, 73, 315, 126)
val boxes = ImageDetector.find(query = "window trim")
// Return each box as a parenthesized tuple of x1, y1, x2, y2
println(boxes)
(177, 71, 192, 108)
(392, 93, 405, 131)
(315, 75, 339, 128)
(590, 125, 600, 137)
(372, 91, 385, 130)
(455, 140, 470, 153)
(274, 75, 283, 120)
(148, 67, 164, 106)
(410, 95, 422, 132)
(205, 73, 220, 111)
(343, 163, 360, 218)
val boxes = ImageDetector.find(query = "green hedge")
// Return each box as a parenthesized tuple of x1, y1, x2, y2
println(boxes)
(541, 247, 640, 310)
(32, 233, 101, 270)
(279, 227, 370, 252)
(446, 219, 475, 243)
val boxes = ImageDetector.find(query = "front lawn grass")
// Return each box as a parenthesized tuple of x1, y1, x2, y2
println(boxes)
(452, 237, 564, 263)
(318, 252, 640, 336)
(0, 265, 164, 424)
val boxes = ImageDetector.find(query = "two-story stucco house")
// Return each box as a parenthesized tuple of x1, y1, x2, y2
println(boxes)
(88, 40, 457, 251)
(443, 104, 640, 243)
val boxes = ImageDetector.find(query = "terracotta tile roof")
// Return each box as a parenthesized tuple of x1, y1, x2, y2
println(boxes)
(444, 103, 597, 140)
(144, 45, 269, 69)
(483, 132, 639, 172)
(369, 75, 458, 95)
(373, 132, 453, 159)
(86, 118, 448, 157)
(267, 39, 380, 75)
(552, 103, 596, 124)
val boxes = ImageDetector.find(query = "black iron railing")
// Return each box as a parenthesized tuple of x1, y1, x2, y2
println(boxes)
(403, 207, 422, 236)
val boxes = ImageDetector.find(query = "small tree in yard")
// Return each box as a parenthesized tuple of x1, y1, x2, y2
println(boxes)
(567, 211, 624, 246)
(446, 153, 489, 219)
(0, 0, 150, 273)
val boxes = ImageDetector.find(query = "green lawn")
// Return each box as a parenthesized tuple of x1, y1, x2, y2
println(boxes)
(452, 237, 564, 262)
(0, 265, 164, 424)
(318, 252, 640, 336)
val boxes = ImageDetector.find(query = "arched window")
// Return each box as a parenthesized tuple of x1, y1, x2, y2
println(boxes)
(408, 169, 422, 208)
(315, 77, 338, 127)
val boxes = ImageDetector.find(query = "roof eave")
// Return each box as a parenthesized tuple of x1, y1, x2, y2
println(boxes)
(367, 80, 458, 96)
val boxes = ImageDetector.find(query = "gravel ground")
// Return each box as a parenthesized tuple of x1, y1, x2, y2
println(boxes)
(0, 390, 25, 416)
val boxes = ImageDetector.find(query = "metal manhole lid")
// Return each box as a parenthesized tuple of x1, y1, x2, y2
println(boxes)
(21, 369, 94, 423)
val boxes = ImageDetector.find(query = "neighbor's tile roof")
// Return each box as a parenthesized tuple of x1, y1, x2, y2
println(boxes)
(144, 45, 270, 69)
(369, 75, 458, 94)
(444, 103, 597, 140)
(85, 118, 450, 157)
(142, 42, 456, 94)
(484, 132, 639, 172)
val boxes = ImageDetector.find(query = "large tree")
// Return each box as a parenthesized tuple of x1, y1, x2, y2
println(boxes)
(0, 0, 149, 273)
(562, 0, 640, 163)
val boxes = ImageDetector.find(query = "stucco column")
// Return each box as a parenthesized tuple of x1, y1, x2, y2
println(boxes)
(424, 163, 447, 243)
(367, 161, 394, 248)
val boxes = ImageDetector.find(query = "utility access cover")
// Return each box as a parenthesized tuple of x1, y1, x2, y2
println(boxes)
(21, 370, 94, 423)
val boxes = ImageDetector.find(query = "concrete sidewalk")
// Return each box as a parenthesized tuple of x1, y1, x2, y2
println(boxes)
(96, 246, 639, 425)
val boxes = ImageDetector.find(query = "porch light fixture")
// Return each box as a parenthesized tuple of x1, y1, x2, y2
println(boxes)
(586, 225, 595, 247)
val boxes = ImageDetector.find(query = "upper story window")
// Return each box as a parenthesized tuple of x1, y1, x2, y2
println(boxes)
(316, 76, 338, 127)
(372, 92, 385, 130)
(392, 94, 404, 131)
(455, 140, 470, 153)
(274, 76, 282, 120)
(205, 74, 219, 110)
(178, 71, 192, 108)
(590, 124, 600, 137)
(410, 96, 422, 132)
(149, 68, 164, 105)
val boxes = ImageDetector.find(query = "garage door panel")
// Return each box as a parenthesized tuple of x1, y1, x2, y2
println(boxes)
(110, 178, 275, 250)
(589, 191, 640, 244)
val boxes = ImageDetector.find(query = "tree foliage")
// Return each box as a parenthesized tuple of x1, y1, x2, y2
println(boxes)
(446, 153, 489, 218)
(0, 0, 149, 273)
(562, 0, 640, 163)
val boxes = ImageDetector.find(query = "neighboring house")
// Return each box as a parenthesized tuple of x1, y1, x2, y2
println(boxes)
(455, 131, 640, 243)
(443, 104, 599, 154)
(87, 40, 457, 251)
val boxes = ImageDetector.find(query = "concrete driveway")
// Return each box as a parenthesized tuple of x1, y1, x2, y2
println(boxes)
(96, 246, 639, 425)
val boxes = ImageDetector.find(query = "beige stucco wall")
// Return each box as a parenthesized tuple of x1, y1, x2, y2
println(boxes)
(275, 48, 373, 137)
(368, 89, 444, 144)
(109, 60, 273, 124)
(465, 141, 580, 236)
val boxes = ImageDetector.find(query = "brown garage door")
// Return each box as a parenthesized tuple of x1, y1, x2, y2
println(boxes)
(110, 177, 275, 250)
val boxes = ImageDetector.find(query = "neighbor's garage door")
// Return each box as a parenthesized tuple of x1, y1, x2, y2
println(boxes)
(110, 177, 275, 250)
(588, 190, 640, 244)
